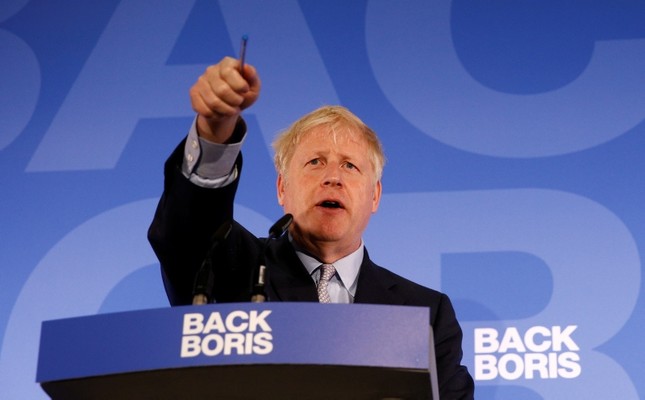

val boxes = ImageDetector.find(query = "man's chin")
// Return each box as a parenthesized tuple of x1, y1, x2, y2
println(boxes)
(294, 227, 344, 245)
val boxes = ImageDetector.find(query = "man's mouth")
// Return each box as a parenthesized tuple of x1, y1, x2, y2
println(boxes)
(318, 200, 344, 209)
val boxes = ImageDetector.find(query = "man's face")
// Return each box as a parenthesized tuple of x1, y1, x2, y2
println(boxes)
(276, 125, 382, 259)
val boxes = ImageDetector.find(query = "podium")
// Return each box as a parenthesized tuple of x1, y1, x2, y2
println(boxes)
(37, 303, 437, 399)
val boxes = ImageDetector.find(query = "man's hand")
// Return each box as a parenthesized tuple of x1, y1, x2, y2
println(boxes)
(189, 56, 261, 143)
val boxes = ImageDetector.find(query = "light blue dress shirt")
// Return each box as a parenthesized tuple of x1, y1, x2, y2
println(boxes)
(294, 242, 364, 304)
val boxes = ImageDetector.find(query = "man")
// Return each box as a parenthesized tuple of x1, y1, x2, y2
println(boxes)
(148, 57, 474, 398)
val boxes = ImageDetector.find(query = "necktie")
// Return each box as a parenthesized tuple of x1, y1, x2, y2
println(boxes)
(317, 264, 336, 303)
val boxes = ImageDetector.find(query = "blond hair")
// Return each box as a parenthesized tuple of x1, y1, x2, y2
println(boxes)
(272, 105, 385, 181)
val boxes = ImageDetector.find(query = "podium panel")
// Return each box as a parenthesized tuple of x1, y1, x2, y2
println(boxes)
(37, 303, 433, 399)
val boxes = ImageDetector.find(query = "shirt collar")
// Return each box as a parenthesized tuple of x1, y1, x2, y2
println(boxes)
(293, 240, 364, 297)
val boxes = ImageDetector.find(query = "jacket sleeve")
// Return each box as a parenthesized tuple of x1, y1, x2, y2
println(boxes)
(432, 293, 475, 399)
(147, 139, 243, 305)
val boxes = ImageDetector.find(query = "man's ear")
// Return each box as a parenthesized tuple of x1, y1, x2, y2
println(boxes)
(276, 174, 285, 206)
(371, 180, 382, 213)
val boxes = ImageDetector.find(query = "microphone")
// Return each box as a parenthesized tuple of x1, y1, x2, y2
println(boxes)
(268, 213, 293, 240)
(251, 214, 293, 303)
(192, 221, 233, 305)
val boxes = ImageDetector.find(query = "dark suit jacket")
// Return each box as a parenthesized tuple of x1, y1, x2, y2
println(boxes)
(148, 141, 475, 399)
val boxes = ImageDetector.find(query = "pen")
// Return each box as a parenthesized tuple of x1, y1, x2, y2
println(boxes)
(239, 34, 248, 75)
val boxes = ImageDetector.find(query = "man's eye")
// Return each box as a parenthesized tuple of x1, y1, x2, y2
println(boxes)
(344, 162, 357, 170)
(308, 159, 320, 166)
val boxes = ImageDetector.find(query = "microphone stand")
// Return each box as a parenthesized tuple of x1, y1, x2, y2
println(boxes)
(192, 221, 233, 305)
(251, 214, 293, 303)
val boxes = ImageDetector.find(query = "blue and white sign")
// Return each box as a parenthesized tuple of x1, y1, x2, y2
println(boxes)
(2, 1, 644, 398)
(37, 303, 429, 383)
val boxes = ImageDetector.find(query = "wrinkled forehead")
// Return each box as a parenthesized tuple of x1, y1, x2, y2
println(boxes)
(298, 123, 366, 147)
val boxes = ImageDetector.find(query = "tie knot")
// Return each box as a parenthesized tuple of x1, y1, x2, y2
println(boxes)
(320, 263, 336, 281)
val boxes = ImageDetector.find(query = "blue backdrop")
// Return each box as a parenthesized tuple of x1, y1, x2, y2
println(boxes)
(1, 1, 644, 398)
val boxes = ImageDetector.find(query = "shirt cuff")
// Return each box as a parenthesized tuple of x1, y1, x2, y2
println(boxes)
(181, 117, 246, 188)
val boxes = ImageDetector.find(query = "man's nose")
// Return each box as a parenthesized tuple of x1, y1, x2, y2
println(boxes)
(322, 167, 342, 187)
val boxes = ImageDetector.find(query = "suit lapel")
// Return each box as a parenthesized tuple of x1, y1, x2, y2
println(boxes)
(266, 236, 318, 302)
(354, 250, 406, 305)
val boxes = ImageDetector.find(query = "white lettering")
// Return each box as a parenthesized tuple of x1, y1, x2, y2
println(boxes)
(201, 334, 224, 356)
(249, 310, 272, 332)
(473, 325, 581, 381)
(253, 332, 274, 355)
(225, 311, 249, 333)
(525, 326, 551, 352)
(180, 335, 201, 358)
(203, 312, 225, 334)
(524, 353, 548, 379)
(182, 313, 204, 335)
(474, 354, 498, 380)
(552, 325, 579, 351)
(180, 309, 274, 358)
(223, 333, 245, 355)
(559, 352, 582, 378)
(498, 327, 527, 353)
(498, 353, 524, 380)
(474, 328, 498, 353)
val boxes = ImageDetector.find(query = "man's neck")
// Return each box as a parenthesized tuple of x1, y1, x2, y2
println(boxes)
(290, 235, 361, 264)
